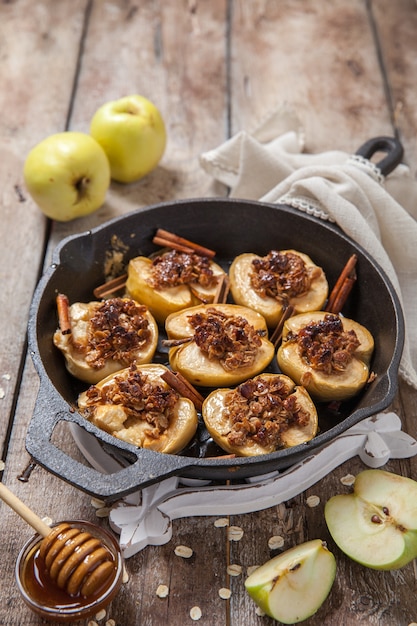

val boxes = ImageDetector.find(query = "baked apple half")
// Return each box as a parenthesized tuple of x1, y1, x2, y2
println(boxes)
(229, 249, 328, 328)
(277, 311, 374, 402)
(165, 304, 275, 387)
(77, 363, 198, 454)
(202, 373, 318, 456)
(125, 249, 227, 324)
(53, 296, 158, 384)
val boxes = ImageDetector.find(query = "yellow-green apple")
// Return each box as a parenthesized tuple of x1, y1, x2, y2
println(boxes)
(23, 131, 110, 222)
(245, 539, 336, 624)
(90, 95, 167, 183)
(325, 469, 417, 570)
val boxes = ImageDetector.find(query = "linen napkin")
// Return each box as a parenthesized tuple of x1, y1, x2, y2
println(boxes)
(200, 107, 417, 390)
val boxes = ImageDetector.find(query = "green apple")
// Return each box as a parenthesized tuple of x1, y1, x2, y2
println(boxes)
(23, 131, 110, 222)
(325, 469, 417, 570)
(245, 539, 336, 624)
(90, 95, 167, 183)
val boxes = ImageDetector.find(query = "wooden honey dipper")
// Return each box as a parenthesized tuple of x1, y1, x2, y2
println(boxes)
(0, 481, 117, 598)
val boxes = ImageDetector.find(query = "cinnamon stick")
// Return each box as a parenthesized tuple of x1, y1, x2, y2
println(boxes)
(212, 274, 230, 304)
(93, 273, 127, 299)
(270, 304, 295, 348)
(325, 254, 358, 314)
(56, 293, 72, 335)
(161, 369, 204, 412)
(153, 229, 216, 258)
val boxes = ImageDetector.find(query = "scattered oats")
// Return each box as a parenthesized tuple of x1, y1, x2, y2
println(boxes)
(219, 587, 231, 599)
(190, 606, 202, 620)
(122, 565, 129, 584)
(91, 497, 106, 509)
(95, 608, 107, 621)
(174, 544, 193, 558)
(41, 516, 53, 527)
(214, 517, 229, 528)
(227, 564, 242, 576)
(105, 621, 116, 626)
(268, 535, 284, 550)
(247, 565, 260, 576)
(340, 473, 356, 486)
(227, 525, 244, 541)
(156, 584, 169, 598)
(0, 388, 5, 399)
(95, 507, 111, 518)
(0, 460, 5, 471)
(255, 606, 266, 616)
(306, 495, 320, 508)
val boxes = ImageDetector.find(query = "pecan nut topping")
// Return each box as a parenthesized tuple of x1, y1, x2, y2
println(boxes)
(284, 313, 361, 374)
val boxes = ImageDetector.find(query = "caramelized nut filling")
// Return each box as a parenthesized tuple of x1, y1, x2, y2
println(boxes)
(285, 313, 361, 374)
(149, 250, 218, 289)
(83, 364, 180, 439)
(250, 250, 320, 303)
(187, 307, 264, 371)
(223, 376, 310, 449)
(73, 298, 153, 370)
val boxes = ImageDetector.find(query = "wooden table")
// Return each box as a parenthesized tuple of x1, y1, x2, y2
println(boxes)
(1, 1, 417, 624)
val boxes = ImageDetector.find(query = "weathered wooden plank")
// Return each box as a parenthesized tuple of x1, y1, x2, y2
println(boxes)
(371, 0, 417, 171)
(0, 0, 89, 449)
(229, 0, 394, 152)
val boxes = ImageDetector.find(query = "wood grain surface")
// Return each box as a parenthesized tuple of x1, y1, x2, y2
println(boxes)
(1, 1, 416, 624)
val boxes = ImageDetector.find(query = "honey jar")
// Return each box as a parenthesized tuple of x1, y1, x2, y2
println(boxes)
(15, 520, 124, 623)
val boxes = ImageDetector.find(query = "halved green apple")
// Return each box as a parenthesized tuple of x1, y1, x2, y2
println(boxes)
(53, 297, 158, 384)
(126, 253, 226, 324)
(165, 304, 275, 387)
(77, 363, 198, 454)
(229, 250, 328, 328)
(277, 311, 374, 402)
(202, 373, 318, 456)
(245, 539, 336, 624)
(325, 469, 417, 570)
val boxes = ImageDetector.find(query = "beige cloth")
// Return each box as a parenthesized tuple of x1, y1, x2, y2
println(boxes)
(200, 107, 417, 390)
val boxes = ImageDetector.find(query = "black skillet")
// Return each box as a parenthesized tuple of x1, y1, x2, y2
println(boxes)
(26, 136, 405, 501)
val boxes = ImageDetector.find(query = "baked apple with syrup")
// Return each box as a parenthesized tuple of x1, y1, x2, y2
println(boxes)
(53, 296, 158, 384)
(164, 303, 275, 387)
(125, 248, 227, 324)
(229, 249, 328, 328)
(277, 311, 374, 402)
(77, 363, 198, 453)
(202, 373, 318, 456)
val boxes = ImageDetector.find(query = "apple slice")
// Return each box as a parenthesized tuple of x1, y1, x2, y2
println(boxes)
(245, 539, 336, 624)
(325, 469, 417, 570)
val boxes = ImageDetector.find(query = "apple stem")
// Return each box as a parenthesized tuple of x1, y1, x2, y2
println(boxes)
(75, 176, 90, 201)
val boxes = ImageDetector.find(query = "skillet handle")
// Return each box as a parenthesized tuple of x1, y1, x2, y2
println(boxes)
(25, 382, 191, 502)
(355, 136, 403, 177)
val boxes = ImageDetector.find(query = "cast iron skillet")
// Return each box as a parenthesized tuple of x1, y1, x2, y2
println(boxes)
(27, 137, 404, 500)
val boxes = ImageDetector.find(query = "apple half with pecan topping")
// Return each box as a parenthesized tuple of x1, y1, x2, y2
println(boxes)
(202, 373, 318, 456)
(229, 249, 328, 328)
(77, 363, 198, 454)
(165, 304, 275, 387)
(53, 297, 158, 384)
(126, 250, 227, 324)
(277, 311, 374, 402)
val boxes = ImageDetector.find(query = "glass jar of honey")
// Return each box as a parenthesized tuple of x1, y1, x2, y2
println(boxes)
(15, 519, 124, 623)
